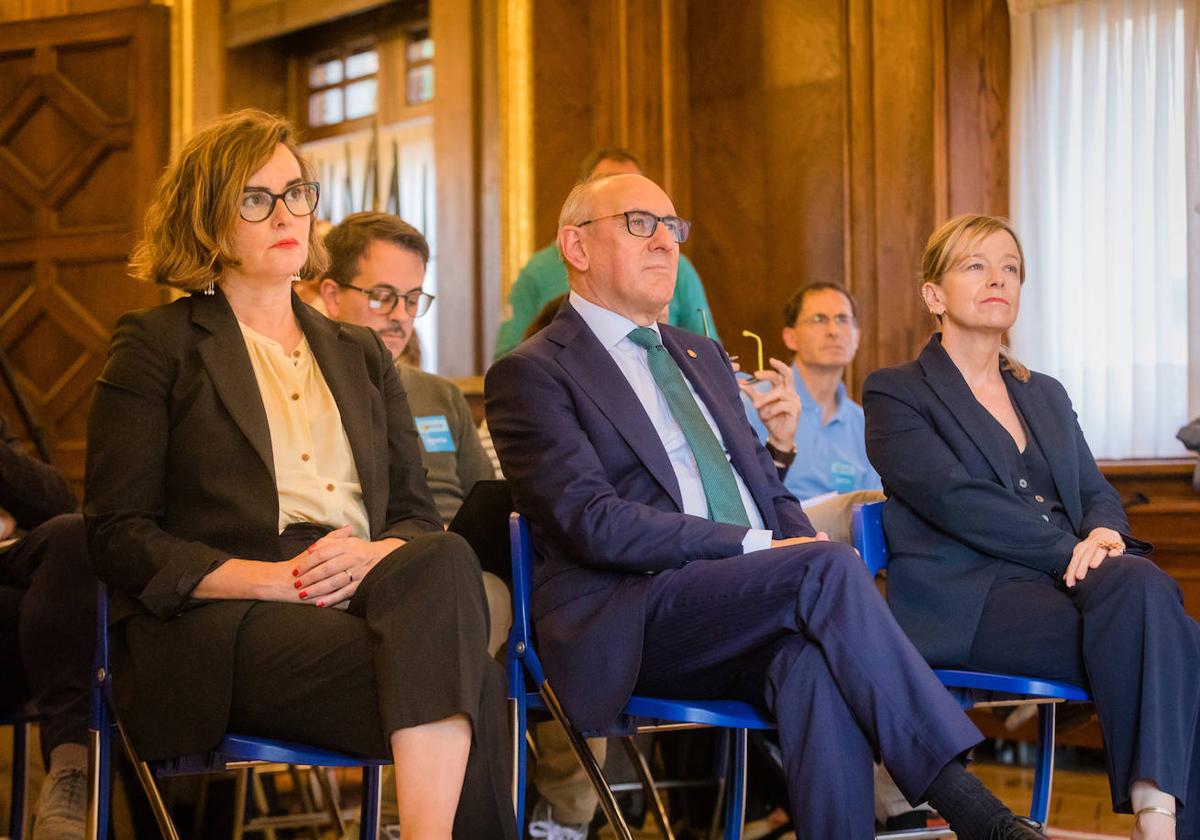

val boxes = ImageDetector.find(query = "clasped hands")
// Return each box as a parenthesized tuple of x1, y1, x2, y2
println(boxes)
(1064, 526, 1125, 588)
(287, 525, 404, 608)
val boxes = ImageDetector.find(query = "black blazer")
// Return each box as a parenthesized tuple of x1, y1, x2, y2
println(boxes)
(485, 304, 813, 734)
(84, 288, 442, 760)
(862, 334, 1149, 667)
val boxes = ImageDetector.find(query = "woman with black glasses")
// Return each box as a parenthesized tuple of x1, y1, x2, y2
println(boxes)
(85, 109, 516, 840)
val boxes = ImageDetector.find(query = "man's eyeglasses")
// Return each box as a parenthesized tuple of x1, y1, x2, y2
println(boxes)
(577, 210, 692, 244)
(337, 283, 435, 317)
(239, 182, 320, 223)
(796, 313, 857, 328)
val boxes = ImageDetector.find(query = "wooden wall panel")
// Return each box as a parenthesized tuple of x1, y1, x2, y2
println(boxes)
(0, 5, 169, 485)
(432, 0, 484, 377)
(527, 0, 691, 248)
(0, 0, 145, 23)
(679, 0, 1011, 391)
(688, 0, 851, 364)
(530, 1, 592, 247)
(854, 0, 942, 386)
(945, 0, 1010, 218)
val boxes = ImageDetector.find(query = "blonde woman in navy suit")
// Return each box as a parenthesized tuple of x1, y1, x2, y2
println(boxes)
(84, 110, 515, 840)
(863, 214, 1200, 840)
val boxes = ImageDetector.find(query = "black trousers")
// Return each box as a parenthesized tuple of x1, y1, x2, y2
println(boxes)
(226, 529, 517, 840)
(631, 541, 982, 840)
(0, 513, 94, 765)
(967, 554, 1200, 837)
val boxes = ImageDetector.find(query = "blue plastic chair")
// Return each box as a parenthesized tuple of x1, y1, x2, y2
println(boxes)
(852, 501, 1091, 828)
(1, 707, 38, 840)
(506, 513, 774, 840)
(86, 584, 388, 840)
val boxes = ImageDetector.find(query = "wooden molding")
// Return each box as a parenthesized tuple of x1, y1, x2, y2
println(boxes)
(498, 0, 533, 301)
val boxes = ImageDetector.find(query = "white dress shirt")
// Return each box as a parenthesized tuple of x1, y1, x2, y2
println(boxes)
(568, 292, 773, 553)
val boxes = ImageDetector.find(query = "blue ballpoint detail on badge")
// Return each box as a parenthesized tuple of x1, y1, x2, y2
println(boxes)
(415, 416, 456, 453)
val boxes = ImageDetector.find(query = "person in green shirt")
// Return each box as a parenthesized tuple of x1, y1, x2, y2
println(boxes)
(493, 147, 718, 358)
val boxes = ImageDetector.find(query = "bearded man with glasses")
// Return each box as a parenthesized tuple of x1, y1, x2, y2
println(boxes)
(315, 213, 495, 531)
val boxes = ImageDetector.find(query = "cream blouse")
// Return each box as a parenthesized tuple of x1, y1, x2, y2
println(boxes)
(238, 322, 370, 539)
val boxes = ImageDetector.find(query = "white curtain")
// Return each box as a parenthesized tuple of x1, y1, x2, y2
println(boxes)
(302, 117, 439, 371)
(1010, 0, 1199, 458)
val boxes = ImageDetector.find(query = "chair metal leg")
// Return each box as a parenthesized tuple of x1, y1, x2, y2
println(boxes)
(358, 765, 382, 840)
(707, 730, 731, 840)
(116, 721, 181, 840)
(620, 736, 675, 840)
(722, 730, 747, 840)
(86, 716, 114, 840)
(509, 697, 523, 823)
(1029, 702, 1057, 827)
(10, 719, 30, 840)
(538, 681, 634, 840)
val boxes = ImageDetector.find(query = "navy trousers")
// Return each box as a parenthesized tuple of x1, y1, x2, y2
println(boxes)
(967, 554, 1200, 837)
(632, 540, 981, 839)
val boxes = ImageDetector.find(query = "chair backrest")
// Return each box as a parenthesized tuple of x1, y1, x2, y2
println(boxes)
(851, 500, 889, 576)
(507, 513, 546, 687)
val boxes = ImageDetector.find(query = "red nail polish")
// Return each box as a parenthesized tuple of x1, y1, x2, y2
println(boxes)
(299, 591, 308, 599)
(294, 580, 302, 589)
(316, 601, 325, 607)
(292, 568, 299, 576)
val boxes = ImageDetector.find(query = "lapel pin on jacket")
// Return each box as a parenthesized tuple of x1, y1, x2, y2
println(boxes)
(686, 349, 698, 358)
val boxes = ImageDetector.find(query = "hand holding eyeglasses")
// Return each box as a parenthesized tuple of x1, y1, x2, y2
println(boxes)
(737, 357, 801, 453)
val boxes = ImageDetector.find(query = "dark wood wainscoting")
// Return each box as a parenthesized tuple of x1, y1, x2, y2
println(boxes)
(1102, 459, 1200, 620)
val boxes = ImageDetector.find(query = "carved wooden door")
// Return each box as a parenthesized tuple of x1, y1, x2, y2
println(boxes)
(0, 5, 169, 490)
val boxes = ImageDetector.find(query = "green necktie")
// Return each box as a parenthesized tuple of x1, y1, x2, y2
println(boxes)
(626, 327, 751, 527)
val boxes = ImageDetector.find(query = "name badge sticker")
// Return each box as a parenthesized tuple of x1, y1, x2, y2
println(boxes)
(830, 460, 857, 493)
(415, 415, 456, 453)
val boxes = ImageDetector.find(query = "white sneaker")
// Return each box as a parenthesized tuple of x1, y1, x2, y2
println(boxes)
(527, 798, 588, 840)
(32, 765, 87, 840)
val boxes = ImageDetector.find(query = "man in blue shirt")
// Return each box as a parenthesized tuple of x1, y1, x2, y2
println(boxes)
(744, 282, 882, 504)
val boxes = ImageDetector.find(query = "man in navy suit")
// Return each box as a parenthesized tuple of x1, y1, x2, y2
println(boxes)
(484, 173, 1046, 839)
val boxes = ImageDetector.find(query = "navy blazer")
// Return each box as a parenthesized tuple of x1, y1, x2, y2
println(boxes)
(84, 288, 442, 759)
(485, 302, 813, 733)
(862, 334, 1150, 667)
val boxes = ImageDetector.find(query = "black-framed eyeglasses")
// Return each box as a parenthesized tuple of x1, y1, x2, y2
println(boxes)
(336, 283, 435, 317)
(796, 313, 857, 328)
(577, 210, 691, 244)
(239, 182, 320, 222)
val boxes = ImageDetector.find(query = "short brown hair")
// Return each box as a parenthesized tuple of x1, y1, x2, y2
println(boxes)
(130, 109, 327, 291)
(783, 282, 860, 327)
(578, 147, 642, 181)
(922, 214, 1030, 382)
(324, 212, 430, 286)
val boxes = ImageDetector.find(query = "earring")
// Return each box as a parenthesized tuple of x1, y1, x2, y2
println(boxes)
(202, 279, 215, 296)
(290, 273, 301, 283)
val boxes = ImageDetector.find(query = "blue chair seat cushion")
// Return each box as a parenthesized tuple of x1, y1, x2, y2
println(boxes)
(153, 733, 391, 777)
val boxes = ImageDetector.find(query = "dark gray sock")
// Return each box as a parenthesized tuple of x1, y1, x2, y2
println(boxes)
(921, 760, 1011, 840)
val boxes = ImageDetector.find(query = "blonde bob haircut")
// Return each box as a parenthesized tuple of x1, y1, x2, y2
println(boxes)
(921, 213, 1030, 382)
(130, 109, 328, 291)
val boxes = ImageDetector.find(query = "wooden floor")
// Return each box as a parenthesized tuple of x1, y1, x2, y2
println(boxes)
(1, 728, 1135, 839)
(973, 762, 1133, 837)
(595, 762, 1135, 840)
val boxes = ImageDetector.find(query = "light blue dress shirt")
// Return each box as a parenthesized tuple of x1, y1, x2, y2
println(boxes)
(569, 293, 773, 553)
(743, 364, 882, 501)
